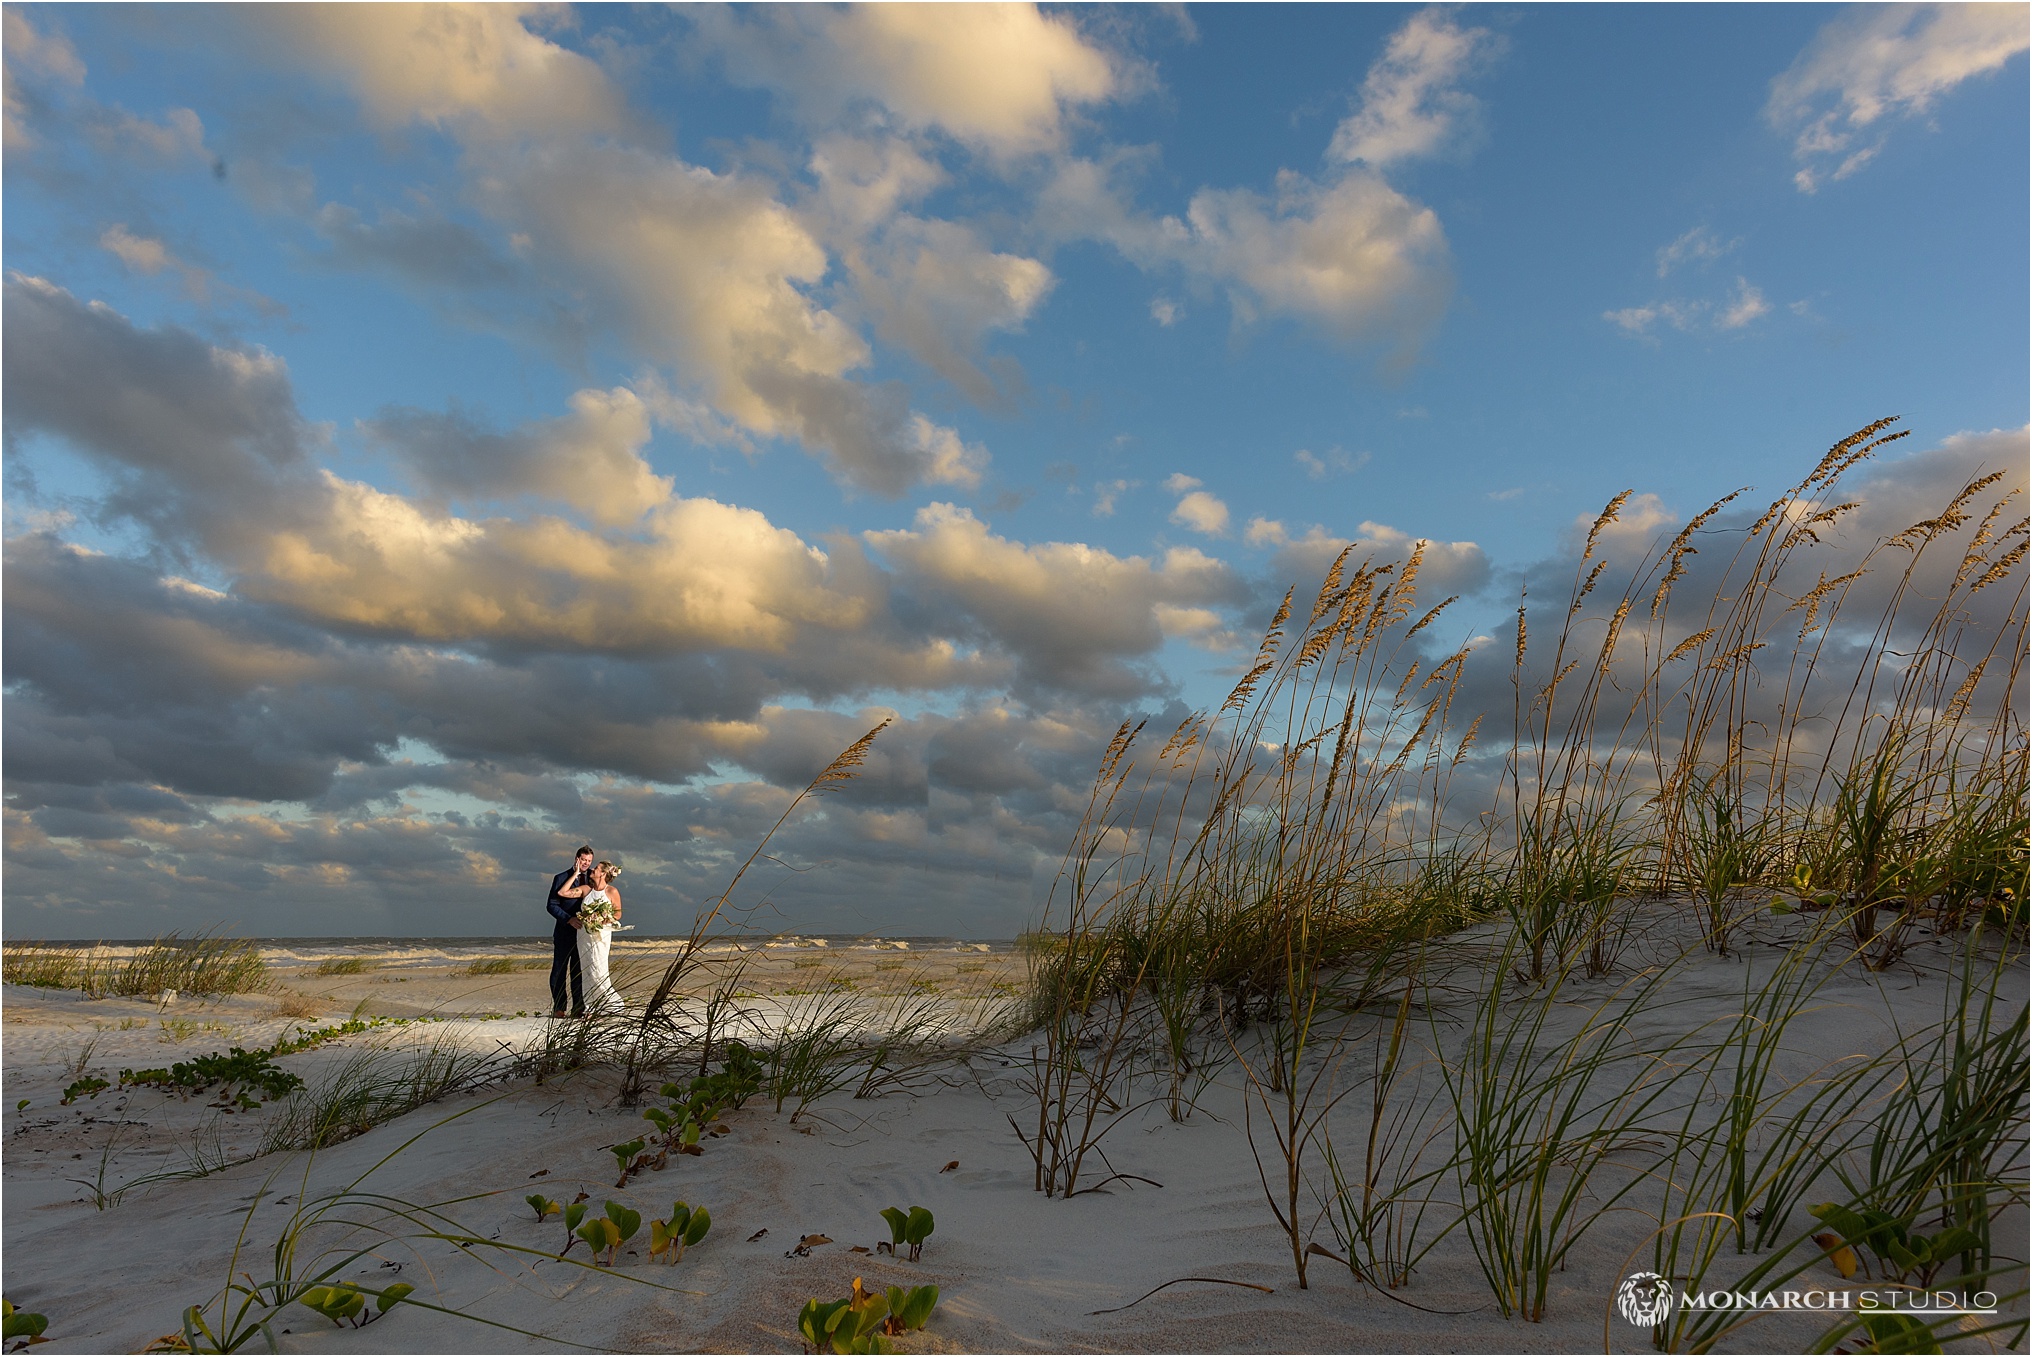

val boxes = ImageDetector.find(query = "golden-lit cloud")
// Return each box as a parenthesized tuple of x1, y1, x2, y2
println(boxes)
(701, 3, 1119, 158)
(253, 3, 624, 139)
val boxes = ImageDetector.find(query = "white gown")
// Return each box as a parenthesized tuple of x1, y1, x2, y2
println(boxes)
(576, 890, 624, 1014)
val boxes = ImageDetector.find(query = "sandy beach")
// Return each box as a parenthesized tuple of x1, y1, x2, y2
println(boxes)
(4, 917, 2023, 1354)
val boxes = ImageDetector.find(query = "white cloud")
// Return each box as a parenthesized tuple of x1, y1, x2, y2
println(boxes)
(808, 133, 946, 234)
(1605, 278, 1770, 338)
(866, 502, 1246, 693)
(1295, 446, 1369, 479)
(1036, 7, 1485, 356)
(1261, 520, 1490, 599)
(365, 386, 673, 525)
(1655, 226, 1736, 277)
(99, 225, 170, 276)
(1244, 516, 1288, 547)
(98, 225, 272, 312)
(905, 414, 989, 491)
(1164, 472, 1202, 493)
(1176, 170, 1449, 343)
(1717, 277, 1770, 330)
(1090, 478, 1134, 517)
(1149, 296, 1182, 326)
(844, 215, 1054, 408)
(242, 9, 1001, 496)
(485, 144, 987, 494)
(1769, 4, 2028, 192)
(84, 105, 209, 163)
(1170, 489, 1231, 536)
(252, 4, 625, 140)
(699, 3, 1119, 159)
(1327, 7, 1497, 166)
(2, 9, 85, 151)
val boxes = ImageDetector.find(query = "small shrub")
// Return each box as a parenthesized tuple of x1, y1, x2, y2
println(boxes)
(315, 958, 371, 976)
(267, 993, 321, 1020)
(465, 958, 520, 975)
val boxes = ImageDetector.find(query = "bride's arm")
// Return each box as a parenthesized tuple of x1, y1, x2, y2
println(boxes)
(608, 885, 621, 918)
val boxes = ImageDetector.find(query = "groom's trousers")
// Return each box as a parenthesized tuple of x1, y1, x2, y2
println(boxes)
(549, 919, 584, 1014)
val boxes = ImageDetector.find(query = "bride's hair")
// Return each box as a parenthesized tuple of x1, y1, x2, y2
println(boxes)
(595, 860, 621, 877)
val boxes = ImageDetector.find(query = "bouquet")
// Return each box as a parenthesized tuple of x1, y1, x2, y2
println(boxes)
(578, 892, 621, 931)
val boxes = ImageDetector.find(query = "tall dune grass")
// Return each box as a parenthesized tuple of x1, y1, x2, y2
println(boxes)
(1018, 419, 2027, 1332)
(3, 930, 266, 997)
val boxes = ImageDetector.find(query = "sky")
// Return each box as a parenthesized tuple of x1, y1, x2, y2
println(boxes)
(3, 3, 2026, 939)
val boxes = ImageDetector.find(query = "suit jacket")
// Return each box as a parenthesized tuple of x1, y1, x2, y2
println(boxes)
(547, 867, 588, 926)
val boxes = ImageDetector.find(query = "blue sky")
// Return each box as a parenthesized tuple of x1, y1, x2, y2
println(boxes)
(3, 3, 2025, 938)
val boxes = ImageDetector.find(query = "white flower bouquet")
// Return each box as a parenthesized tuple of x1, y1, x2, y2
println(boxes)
(578, 892, 621, 931)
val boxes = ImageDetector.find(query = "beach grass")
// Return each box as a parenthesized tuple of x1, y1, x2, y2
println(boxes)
(464, 957, 544, 975)
(1005, 418, 2027, 1335)
(3, 930, 267, 998)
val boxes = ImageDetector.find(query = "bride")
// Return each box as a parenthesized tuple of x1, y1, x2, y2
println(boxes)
(574, 861, 626, 1015)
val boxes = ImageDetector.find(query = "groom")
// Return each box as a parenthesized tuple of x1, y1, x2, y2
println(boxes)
(546, 845, 595, 1017)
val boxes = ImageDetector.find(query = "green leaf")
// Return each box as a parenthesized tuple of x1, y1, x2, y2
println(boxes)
(526, 1193, 559, 1221)
(604, 1202, 641, 1242)
(899, 1285, 938, 1331)
(904, 1207, 934, 1247)
(683, 1205, 712, 1248)
(879, 1207, 908, 1245)
(1927, 1226, 1981, 1260)
(299, 1284, 365, 1323)
(799, 1299, 849, 1350)
(1858, 1313, 1944, 1355)
(375, 1283, 414, 1314)
(564, 1201, 587, 1230)
(2, 1309, 49, 1341)
(577, 1217, 620, 1257)
(667, 1202, 692, 1237)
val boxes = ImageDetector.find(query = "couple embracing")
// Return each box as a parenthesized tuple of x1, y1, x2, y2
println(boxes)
(545, 845, 626, 1017)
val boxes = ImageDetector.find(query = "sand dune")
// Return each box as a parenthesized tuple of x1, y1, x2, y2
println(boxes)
(2, 918, 2023, 1353)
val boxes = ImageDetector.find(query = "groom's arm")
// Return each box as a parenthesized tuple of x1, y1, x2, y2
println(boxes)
(546, 871, 582, 925)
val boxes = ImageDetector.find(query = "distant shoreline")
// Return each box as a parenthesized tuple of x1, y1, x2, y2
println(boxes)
(0, 932, 1019, 950)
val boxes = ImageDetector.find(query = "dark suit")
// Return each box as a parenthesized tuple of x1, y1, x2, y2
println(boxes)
(547, 866, 589, 1014)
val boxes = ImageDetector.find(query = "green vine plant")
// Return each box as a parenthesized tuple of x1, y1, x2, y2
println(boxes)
(798, 1277, 939, 1354)
(607, 1137, 652, 1187)
(648, 1202, 712, 1264)
(293, 1283, 413, 1330)
(150, 1100, 708, 1353)
(3, 1297, 50, 1351)
(876, 1207, 934, 1261)
(575, 1202, 641, 1267)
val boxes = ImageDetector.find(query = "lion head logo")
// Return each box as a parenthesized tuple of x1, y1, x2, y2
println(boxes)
(1617, 1271, 1674, 1327)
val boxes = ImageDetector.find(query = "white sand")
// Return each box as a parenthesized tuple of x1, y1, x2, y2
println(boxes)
(2, 919, 2023, 1353)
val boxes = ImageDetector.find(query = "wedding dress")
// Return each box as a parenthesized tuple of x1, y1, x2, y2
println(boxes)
(576, 890, 624, 1014)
